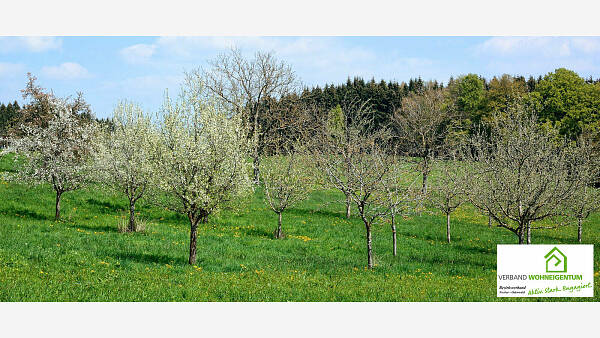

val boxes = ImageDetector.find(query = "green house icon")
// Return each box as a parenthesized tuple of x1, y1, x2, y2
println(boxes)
(544, 247, 567, 273)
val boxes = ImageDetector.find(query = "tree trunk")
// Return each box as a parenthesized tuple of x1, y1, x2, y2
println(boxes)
(127, 198, 136, 232)
(251, 107, 261, 185)
(252, 156, 260, 185)
(417, 171, 428, 216)
(518, 227, 524, 244)
(54, 190, 62, 221)
(526, 222, 531, 244)
(488, 213, 492, 228)
(189, 223, 198, 265)
(422, 171, 428, 195)
(391, 214, 397, 256)
(345, 195, 351, 219)
(577, 218, 583, 243)
(446, 213, 451, 243)
(366, 224, 373, 269)
(274, 212, 284, 239)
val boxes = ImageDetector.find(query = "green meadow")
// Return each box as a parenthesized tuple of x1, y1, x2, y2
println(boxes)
(0, 155, 598, 301)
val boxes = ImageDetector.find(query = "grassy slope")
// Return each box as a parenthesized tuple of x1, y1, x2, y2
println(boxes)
(0, 155, 598, 301)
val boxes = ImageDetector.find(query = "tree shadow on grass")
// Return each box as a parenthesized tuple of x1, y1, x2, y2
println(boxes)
(106, 251, 192, 266)
(396, 230, 457, 245)
(531, 231, 576, 244)
(452, 243, 494, 255)
(85, 198, 125, 213)
(406, 249, 496, 270)
(67, 222, 117, 233)
(286, 207, 345, 220)
(3, 206, 52, 221)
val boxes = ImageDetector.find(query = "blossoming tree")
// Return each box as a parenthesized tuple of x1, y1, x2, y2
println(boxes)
(155, 73, 252, 265)
(5, 98, 97, 220)
(96, 101, 158, 232)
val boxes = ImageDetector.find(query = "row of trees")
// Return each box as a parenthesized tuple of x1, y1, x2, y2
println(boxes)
(2, 73, 252, 265)
(2, 49, 599, 269)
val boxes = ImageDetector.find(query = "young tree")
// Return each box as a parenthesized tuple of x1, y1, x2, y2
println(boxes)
(260, 146, 312, 239)
(346, 133, 397, 269)
(4, 98, 97, 220)
(570, 179, 600, 243)
(568, 131, 600, 242)
(391, 88, 450, 196)
(383, 160, 420, 256)
(312, 105, 396, 268)
(96, 101, 158, 232)
(465, 105, 582, 244)
(313, 100, 372, 219)
(201, 48, 299, 183)
(155, 73, 252, 265)
(427, 156, 467, 243)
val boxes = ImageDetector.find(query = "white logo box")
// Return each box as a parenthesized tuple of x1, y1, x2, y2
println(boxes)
(497, 244, 594, 297)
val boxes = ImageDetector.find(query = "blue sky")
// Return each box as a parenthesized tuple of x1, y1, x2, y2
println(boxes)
(1, 36, 600, 118)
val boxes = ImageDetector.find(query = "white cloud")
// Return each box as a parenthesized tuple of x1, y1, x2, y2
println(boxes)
(475, 37, 600, 58)
(116, 36, 380, 86)
(116, 37, 451, 86)
(119, 43, 157, 63)
(21, 37, 62, 52)
(41, 62, 90, 80)
(570, 37, 600, 54)
(121, 36, 373, 64)
(0, 62, 25, 77)
(153, 36, 285, 57)
(473, 37, 600, 76)
(0, 37, 62, 53)
(150, 36, 375, 63)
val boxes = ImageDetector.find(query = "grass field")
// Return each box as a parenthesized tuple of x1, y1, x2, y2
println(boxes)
(0, 154, 598, 301)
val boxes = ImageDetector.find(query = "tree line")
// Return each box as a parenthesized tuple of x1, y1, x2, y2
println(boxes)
(1, 49, 599, 269)
(293, 70, 600, 141)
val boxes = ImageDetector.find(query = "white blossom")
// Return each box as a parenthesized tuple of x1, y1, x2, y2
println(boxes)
(154, 73, 252, 264)
(4, 98, 98, 220)
(95, 101, 158, 231)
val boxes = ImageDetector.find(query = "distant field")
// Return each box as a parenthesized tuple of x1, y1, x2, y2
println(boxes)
(0, 155, 598, 301)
